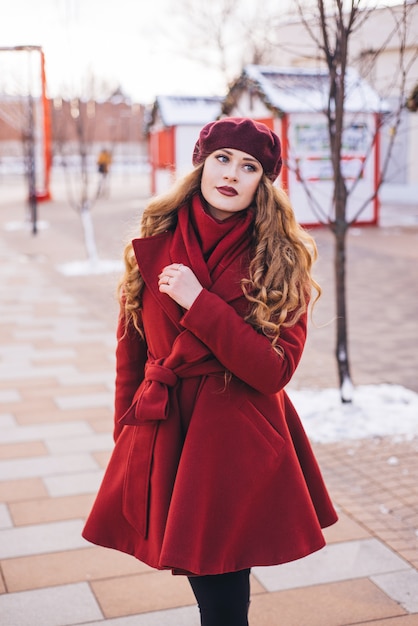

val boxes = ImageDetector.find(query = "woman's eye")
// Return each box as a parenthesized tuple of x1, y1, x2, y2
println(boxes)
(216, 154, 229, 163)
(243, 164, 257, 172)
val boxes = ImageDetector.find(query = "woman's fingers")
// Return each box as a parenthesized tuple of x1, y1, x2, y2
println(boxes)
(158, 263, 203, 309)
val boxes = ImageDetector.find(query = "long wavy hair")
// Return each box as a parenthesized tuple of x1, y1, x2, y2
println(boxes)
(119, 164, 320, 350)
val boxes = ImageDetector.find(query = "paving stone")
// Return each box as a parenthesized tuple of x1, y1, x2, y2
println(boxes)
(76, 606, 200, 626)
(8, 493, 95, 526)
(0, 452, 98, 480)
(87, 414, 114, 431)
(15, 407, 112, 426)
(0, 519, 86, 558)
(363, 617, 418, 625)
(322, 510, 371, 543)
(3, 378, 58, 394)
(0, 478, 48, 502)
(401, 549, 418, 569)
(29, 348, 78, 361)
(92, 449, 112, 468)
(372, 568, 418, 613)
(1, 546, 151, 592)
(0, 390, 21, 403)
(44, 469, 105, 497)
(90, 570, 196, 618)
(253, 538, 411, 591)
(0, 363, 78, 381)
(0, 582, 103, 626)
(0, 441, 48, 459)
(0, 503, 13, 529)
(54, 392, 113, 410)
(0, 345, 77, 363)
(55, 371, 115, 387)
(22, 383, 110, 401)
(0, 344, 37, 360)
(45, 433, 113, 455)
(0, 414, 16, 428)
(248, 578, 406, 626)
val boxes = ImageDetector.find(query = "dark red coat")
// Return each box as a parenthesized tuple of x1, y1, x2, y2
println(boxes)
(82, 199, 338, 575)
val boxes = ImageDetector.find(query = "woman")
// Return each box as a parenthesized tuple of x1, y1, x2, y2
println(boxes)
(82, 117, 338, 625)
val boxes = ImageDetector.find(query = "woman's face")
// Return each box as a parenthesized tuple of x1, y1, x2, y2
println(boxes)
(201, 148, 263, 221)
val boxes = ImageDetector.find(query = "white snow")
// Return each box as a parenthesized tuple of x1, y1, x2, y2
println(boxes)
(287, 384, 418, 443)
(4, 220, 50, 232)
(340, 375, 354, 404)
(56, 259, 123, 276)
(244, 65, 388, 114)
(155, 95, 223, 126)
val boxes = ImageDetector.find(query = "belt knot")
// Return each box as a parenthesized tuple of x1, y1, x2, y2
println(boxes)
(145, 362, 178, 387)
(130, 360, 178, 422)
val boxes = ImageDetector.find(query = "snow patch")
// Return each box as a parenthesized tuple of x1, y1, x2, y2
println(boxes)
(56, 259, 123, 276)
(287, 384, 418, 443)
(4, 220, 49, 231)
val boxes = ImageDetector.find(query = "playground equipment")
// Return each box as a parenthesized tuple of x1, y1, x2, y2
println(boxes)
(0, 46, 52, 232)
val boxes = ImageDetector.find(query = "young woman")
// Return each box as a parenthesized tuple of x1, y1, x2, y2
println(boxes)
(82, 117, 338, 625)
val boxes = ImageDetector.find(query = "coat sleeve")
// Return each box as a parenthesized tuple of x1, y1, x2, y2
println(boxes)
(113, 311, 148, 441)
(180, 288, 307, 395)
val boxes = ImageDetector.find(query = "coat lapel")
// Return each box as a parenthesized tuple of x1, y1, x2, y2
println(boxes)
(132, 234, 184, 329)
(132, 196, 253, 325)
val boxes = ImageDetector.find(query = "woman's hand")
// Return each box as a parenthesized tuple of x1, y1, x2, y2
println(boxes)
(158, 263, 203, 310)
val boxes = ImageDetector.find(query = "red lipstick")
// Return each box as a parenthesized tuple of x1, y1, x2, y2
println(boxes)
(216, 186, 238, 196)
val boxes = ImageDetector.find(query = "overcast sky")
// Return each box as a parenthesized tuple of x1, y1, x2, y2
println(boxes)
(0, 0, 406, 105)
(0, 0, 234, 103)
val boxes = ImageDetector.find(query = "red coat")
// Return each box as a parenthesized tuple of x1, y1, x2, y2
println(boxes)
(82, 198, 338, 575)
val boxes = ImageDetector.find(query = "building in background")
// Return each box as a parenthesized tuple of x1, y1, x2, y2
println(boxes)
(0, 91, 148, 179)
(222, 65, 385, 226)
(146, 95, 223, 195)
(268, 2, 418, 187)
(51, 90, 148, 173)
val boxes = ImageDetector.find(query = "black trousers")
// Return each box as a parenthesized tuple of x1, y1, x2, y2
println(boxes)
(188, 568, 251, 626)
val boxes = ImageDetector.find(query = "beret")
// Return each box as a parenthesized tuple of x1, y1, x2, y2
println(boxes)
(192, 117, 282, 181)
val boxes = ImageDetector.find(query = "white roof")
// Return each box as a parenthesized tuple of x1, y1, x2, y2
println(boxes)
(243, 64, 387, 113)
(154, 95, 223, 126)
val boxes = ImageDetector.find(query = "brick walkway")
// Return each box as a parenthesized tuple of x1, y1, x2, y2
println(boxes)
(0, 172, 417, 625)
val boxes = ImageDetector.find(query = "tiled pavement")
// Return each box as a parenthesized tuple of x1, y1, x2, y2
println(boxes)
(0, 172, 417, 626)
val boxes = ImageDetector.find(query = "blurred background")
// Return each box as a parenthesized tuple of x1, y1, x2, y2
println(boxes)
(0, 0, 417, 202)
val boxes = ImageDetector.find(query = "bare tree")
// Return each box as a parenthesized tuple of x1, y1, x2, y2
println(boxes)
(56, 95, 101, 265)
(291, 0, 417, 401)
(53, 70, 128, 268)
(166, 0, 282, 88)
(406, 81, 418, 111)
(22, 94, 38, 235)
(163, 0, 417, 401)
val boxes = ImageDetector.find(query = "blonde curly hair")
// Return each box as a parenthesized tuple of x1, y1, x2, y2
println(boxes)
(119, 165, 320, 350)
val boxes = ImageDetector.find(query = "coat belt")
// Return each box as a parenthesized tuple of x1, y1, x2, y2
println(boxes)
(135, 361, 178, 422)
(118, 356, 223, 538)
(119, 357, 225, 426)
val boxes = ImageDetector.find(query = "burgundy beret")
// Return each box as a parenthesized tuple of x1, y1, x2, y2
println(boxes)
(192, 117, 282, 181)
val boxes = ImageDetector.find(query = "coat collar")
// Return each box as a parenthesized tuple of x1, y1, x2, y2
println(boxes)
(132, 195, 253, 327)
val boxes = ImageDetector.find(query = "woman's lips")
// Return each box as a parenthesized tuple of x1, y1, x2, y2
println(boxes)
(216, 186, 238, 197)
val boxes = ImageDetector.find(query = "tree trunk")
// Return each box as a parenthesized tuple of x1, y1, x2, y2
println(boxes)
(334, 224, 353, 402)
(80, 200, 99, 263)
(27, 95, 38, 235)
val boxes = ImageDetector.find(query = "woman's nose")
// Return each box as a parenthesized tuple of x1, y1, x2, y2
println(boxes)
(224, 166, 238, 181)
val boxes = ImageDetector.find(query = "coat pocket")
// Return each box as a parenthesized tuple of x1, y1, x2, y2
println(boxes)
(122, 422, 159, 538)
(238, 398, 286, 460)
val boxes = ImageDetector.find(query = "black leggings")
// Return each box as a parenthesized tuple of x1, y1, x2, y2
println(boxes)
(188, 568, 250, 626)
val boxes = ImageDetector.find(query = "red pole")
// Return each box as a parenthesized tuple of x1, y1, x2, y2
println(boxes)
(38, 48, 52, 201)
(281, 113, 289, 192)
(373, 112, 380, 225)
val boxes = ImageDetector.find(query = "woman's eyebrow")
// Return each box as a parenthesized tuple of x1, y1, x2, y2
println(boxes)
(221, 149, 259, 164)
